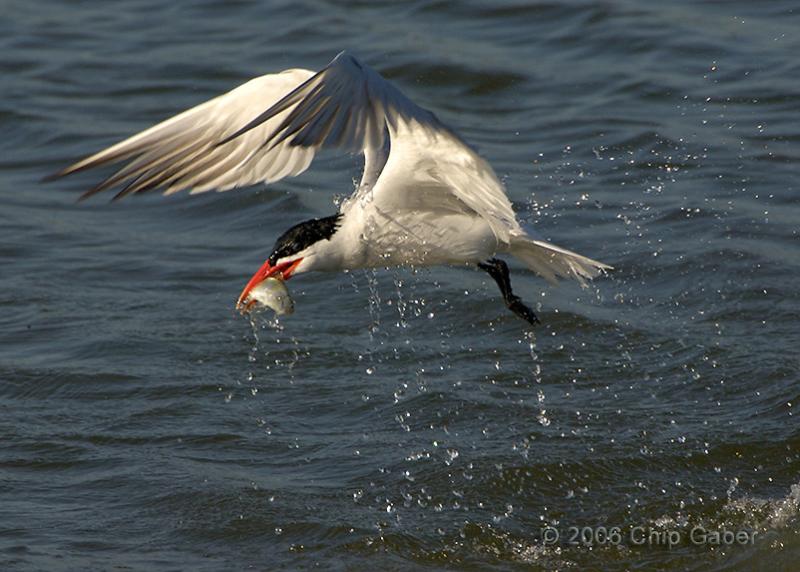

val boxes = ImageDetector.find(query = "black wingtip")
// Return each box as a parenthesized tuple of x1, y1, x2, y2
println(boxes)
(42, 167, 97, 203)
(77, 189, 96, 202)
(41, 169, 67, 184)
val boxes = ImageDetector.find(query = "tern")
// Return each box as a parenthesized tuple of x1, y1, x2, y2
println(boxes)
(47, 51, 611, 324)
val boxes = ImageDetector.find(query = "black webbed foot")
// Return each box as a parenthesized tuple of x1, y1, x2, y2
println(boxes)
(506, 294, 540, 325)
(477, 258, 540, 326)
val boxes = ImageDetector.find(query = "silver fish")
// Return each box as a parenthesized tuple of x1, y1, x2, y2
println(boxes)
(238, 277, 294, 315)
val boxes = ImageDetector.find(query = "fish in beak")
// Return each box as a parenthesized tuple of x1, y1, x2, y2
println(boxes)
(236, 258, 303, 311)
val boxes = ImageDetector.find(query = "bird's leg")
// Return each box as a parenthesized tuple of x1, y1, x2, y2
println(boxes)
(477, 258, 540, 325)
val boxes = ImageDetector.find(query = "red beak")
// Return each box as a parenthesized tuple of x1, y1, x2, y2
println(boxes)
(236, 258, 303, 308)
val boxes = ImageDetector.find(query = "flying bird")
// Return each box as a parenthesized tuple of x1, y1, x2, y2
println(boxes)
(47, 51, 611, 324)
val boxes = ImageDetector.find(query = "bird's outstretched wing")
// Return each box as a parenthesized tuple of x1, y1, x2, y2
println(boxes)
(46, 68, 318, 200)
(217, 51, 522, 241)
(48, 51, 521, 241)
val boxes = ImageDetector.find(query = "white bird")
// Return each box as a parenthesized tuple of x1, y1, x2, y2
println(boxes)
(47, 51, 611, 324)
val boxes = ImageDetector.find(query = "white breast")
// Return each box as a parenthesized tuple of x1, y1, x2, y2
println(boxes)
(341, 203, 499, 270)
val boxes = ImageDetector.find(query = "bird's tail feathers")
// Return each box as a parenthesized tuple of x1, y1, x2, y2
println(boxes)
(509, 233, 612, 287)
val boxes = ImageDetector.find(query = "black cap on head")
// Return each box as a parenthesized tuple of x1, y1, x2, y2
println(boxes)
(268, 214, 342, 265)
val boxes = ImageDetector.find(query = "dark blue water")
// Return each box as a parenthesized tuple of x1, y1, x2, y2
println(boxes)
(2, 1, 799, 570)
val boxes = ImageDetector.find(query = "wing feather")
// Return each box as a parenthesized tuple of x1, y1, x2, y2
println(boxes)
(222, 52, 520, 240)
(48, 51, 521, 242)
(47, 69, 318, 198)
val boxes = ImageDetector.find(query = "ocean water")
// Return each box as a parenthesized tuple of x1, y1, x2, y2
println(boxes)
(2, 1, 799, 570)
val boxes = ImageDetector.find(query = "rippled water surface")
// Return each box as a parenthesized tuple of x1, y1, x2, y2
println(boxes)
(2, 1, 800, 570)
